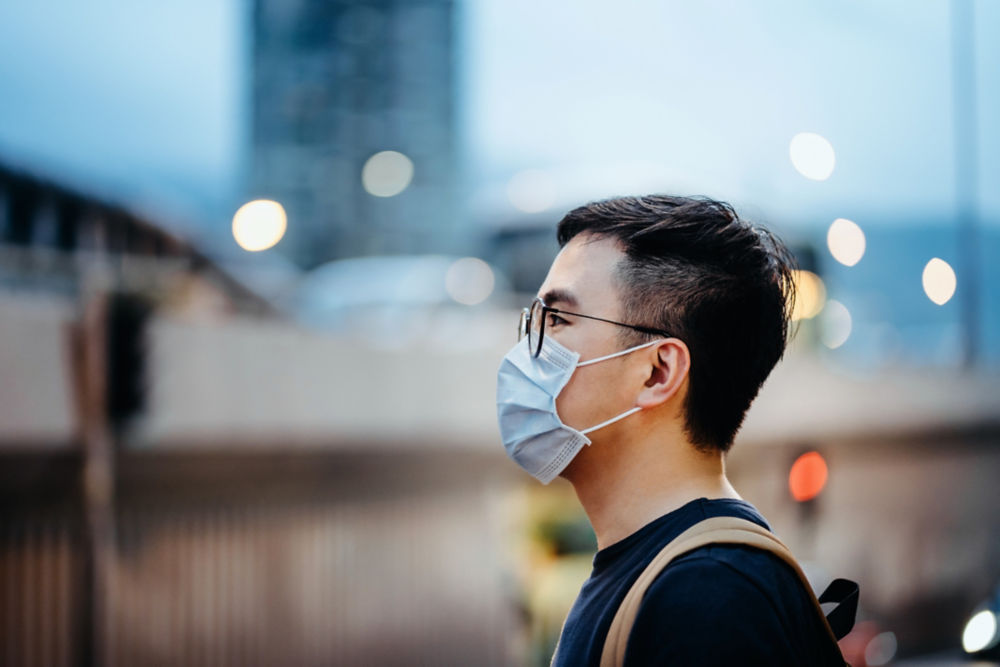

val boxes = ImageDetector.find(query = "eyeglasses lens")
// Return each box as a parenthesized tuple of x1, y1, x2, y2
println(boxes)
(528, 299, 544, 357)
(517, 309, 529, 342)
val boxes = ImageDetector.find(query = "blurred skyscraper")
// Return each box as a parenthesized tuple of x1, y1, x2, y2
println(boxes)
(252, 0, 458, 268)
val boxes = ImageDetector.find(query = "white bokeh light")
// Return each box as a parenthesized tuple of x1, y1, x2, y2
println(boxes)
(789, 132, 836, 181)
(827, 218, 866, 267)
(790, 270, 826, 321)
(922, 258, 957, 305)
(362, 150, 414, 197)
(445, 257, 495, 306)
(963, 610, 998, 654)
(820, 300, 852, 349)
(232, 199, 287, 252)
(507, 169, 556, 213)
(864, 631, 898, 666)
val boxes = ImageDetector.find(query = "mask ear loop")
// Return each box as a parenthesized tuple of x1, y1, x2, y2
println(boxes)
(576, 338, 665, 367)
(576, 338, 667, 436)
(580, 407, 643, 435)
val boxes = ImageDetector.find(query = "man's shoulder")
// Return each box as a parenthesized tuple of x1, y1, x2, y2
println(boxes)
(625, 500, 792, 611)
(646, 543, 799, 615)
(636, 499, 787, 595)
(671, 540, 802, 581)
(624, 544, 838, 666)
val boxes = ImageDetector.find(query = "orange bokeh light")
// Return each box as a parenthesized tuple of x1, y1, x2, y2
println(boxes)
(789, 451, 829, 502)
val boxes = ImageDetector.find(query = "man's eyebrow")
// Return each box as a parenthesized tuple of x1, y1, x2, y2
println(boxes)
(540, 288, 578, 308)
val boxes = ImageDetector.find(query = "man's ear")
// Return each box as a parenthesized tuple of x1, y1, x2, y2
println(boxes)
(636, 339, 690, 409)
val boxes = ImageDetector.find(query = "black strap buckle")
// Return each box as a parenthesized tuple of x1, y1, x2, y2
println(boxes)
(819, 578, 860, 640)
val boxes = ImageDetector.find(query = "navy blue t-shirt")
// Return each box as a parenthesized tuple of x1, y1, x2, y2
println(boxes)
(551, 497, 844, 666)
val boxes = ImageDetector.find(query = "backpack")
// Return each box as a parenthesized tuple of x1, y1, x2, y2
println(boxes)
(598, 516, 859, 667)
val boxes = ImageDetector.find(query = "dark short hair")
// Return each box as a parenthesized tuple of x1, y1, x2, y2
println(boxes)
(556, 195, 796, 454)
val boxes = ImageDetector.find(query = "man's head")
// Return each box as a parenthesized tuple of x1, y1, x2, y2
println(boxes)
(547, 194, 796, 455)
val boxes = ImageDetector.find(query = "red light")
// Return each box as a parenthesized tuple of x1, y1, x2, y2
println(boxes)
(789, 451, 828, 502)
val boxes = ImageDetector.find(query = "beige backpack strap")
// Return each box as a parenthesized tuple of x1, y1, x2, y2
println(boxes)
(599, 516, 840, 667)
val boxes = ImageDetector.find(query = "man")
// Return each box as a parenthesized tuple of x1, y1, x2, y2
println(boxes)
(496, 195, 847, 665)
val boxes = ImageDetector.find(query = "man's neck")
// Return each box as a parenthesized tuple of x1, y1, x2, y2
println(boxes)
(562, 426, 741, 550)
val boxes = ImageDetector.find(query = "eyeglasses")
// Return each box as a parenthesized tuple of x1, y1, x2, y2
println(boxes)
(517, 296, 672, 358)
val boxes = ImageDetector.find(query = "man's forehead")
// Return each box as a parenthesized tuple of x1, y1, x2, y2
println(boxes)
(537, 235, 623, 313)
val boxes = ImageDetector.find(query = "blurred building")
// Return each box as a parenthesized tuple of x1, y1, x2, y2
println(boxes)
(252, 0, 459, 268)
(0, 161, 271, 317)
(0, 160, 521, 666)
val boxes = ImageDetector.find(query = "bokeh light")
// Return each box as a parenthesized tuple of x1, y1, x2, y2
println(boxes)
(864, 631, 898, 666)
(789, 132, 836, 181)
(232, 199, 287, 252)
(362, 150, 414, 197)
(445, 257, 495, 305)
(788, 451, 828, 502)
(507, 169, 556, 213)
(922, 258, 957, 305)
(827, 218, 866, 267)
(962, 610, 998, 654)
(790, 270, 826, 321)
(820, 300, 852, 349)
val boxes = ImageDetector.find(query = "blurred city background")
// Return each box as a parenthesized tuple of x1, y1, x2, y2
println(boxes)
(0, 1, 998, 665)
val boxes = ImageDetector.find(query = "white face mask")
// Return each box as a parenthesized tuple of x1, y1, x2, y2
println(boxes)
(495, 335, 664, 484)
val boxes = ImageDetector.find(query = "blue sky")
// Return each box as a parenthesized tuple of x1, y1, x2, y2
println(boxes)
(0, 0, 246, 233)
(461, 0, 1000, 228)
(0, 0, 997, 232)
